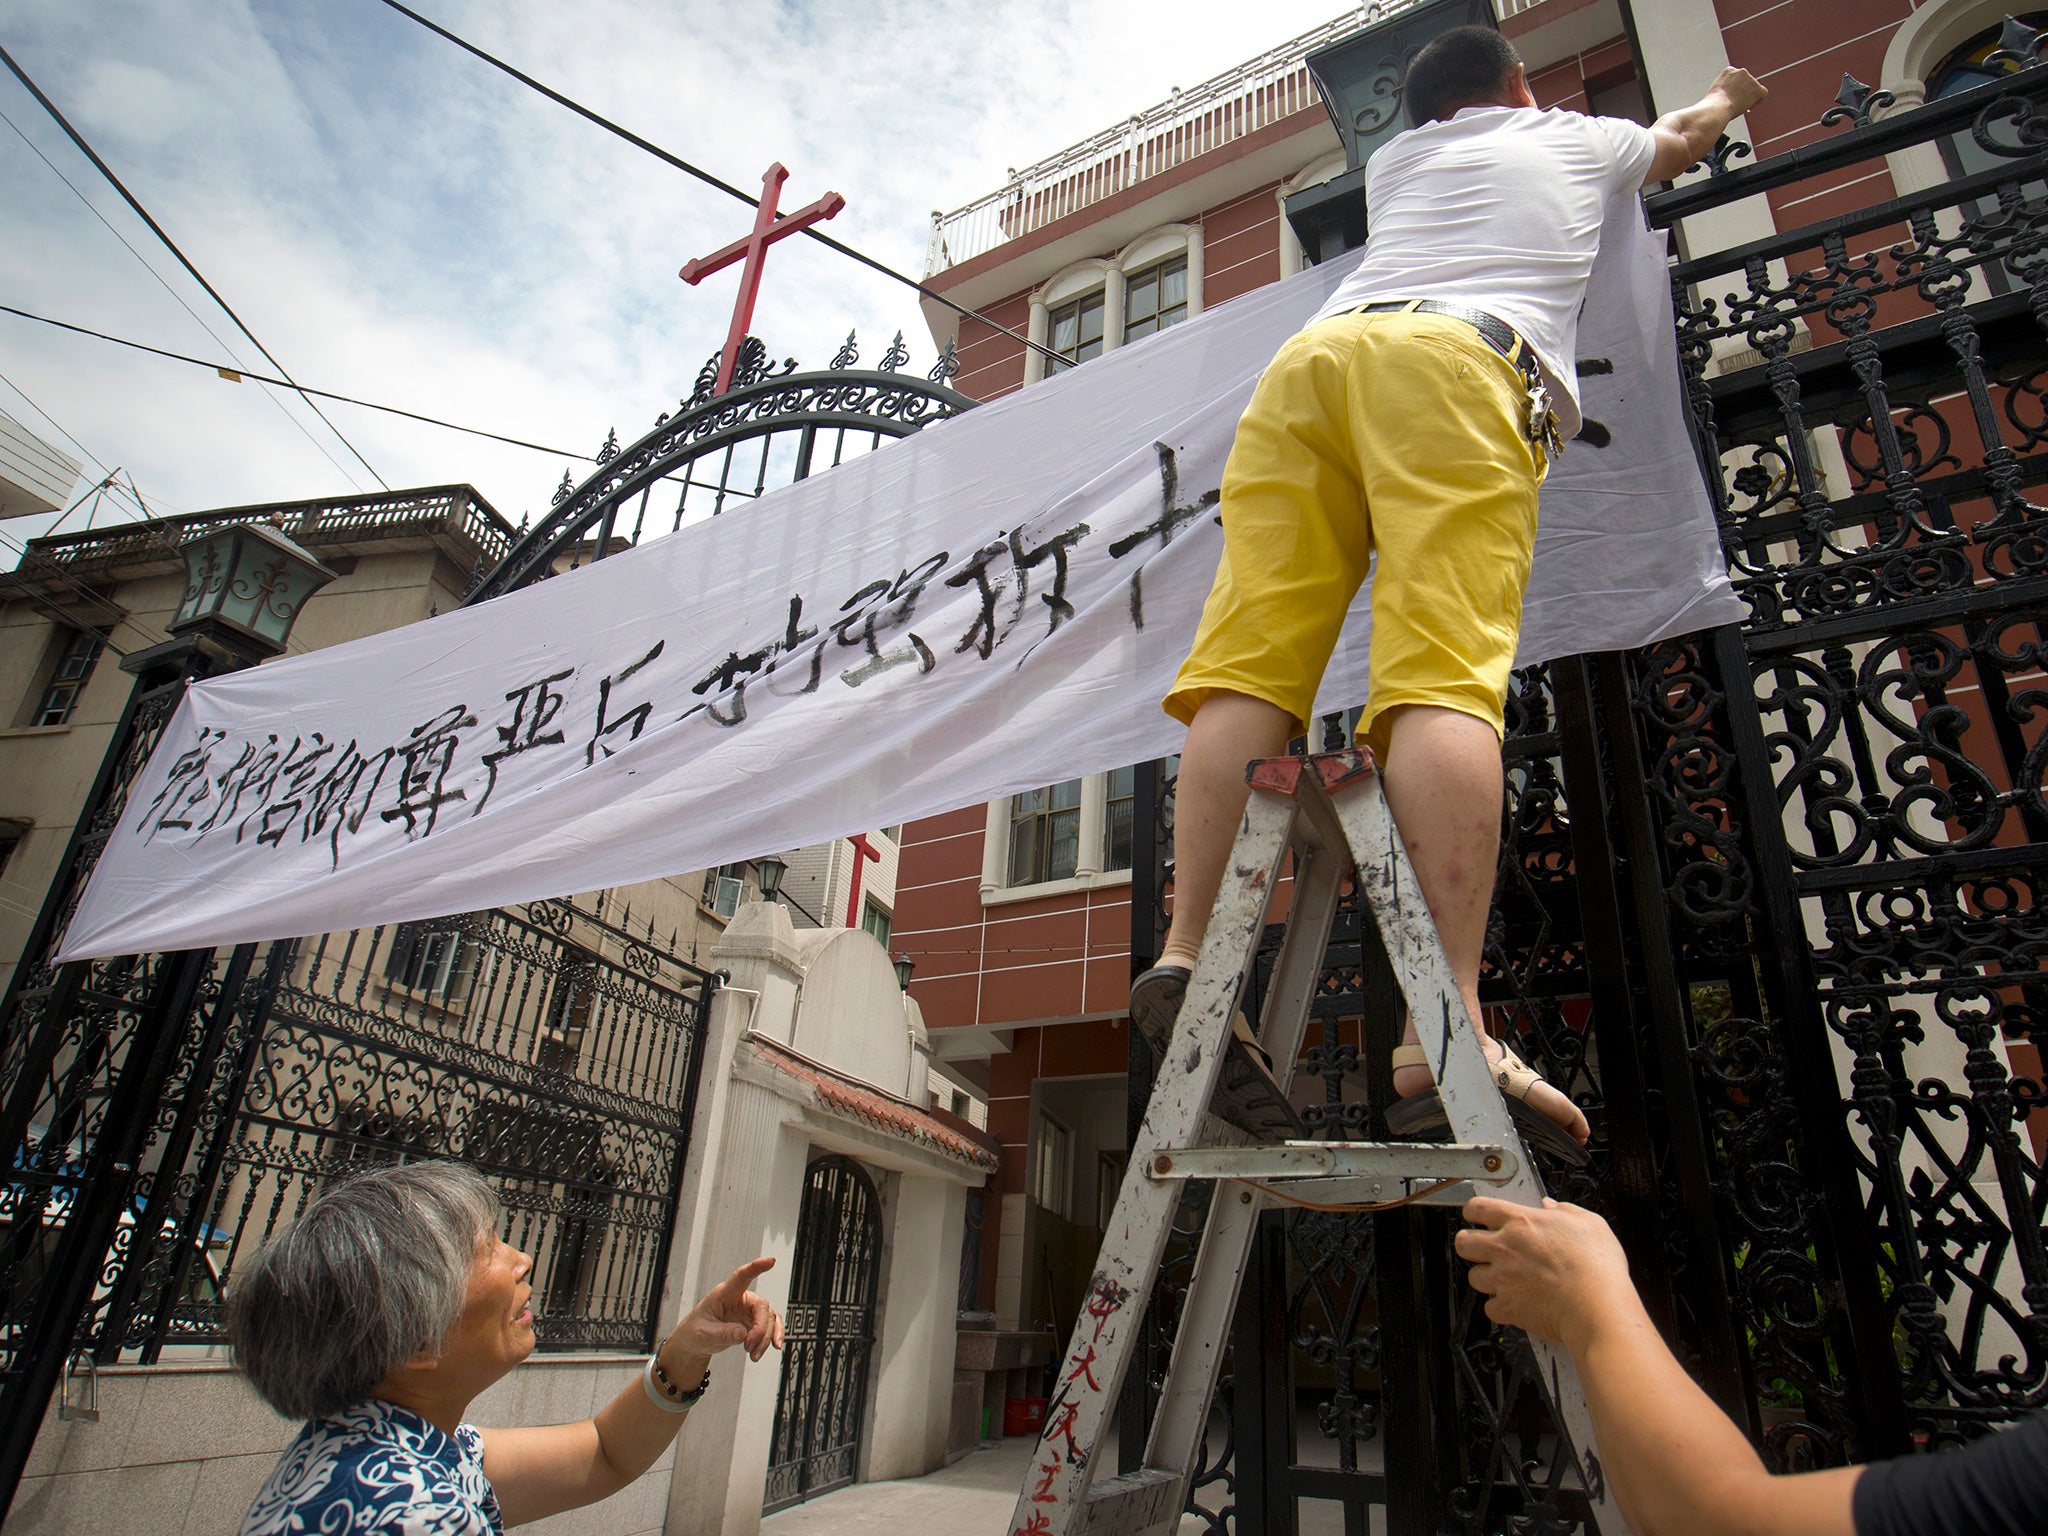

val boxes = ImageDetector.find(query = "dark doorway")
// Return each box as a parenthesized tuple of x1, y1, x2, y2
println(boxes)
(763, 1155, 884, 1513)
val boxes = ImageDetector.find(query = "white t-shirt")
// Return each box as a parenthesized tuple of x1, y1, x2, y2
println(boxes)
(1310, 105, 1657, 437)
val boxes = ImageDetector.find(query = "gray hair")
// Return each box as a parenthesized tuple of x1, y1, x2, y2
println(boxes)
(225, 1161, 501, 1420)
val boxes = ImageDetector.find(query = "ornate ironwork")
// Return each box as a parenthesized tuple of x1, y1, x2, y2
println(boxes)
(1701, 132, 1755, 177)
(469, 332, 973, 604)
(764, 1156, 882, 1513)
(1823, 74, 1897, 134)
(1130, 48, 2048, 1535)
(2, 895, 716, 1372)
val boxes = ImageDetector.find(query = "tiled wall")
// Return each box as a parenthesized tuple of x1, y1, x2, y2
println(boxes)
(6, 1357, 676, 1536)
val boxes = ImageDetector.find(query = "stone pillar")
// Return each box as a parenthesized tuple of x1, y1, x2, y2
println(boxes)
(1024, 298, 1051, 386)
(660, 904, 811, 1536)
(661, 1097, 811, 1536)
(1629, 0, 1776, 257)
(1276, 189, 1303, 278)
(1103, 268, 1127, 354)
(863, 1174, 969, 1480)
(1184, 227, 1205, 319)
(981, 798, 1009, 897)
(1075, 778, 1106, 882)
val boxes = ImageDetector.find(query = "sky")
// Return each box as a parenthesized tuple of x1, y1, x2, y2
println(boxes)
(0, 0, 1360, 556)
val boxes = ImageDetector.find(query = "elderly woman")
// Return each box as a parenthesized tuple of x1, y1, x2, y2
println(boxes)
(227, 1161, 782, 1534)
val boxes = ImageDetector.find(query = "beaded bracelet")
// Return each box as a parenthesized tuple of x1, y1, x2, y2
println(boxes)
(642, 1355, 710, 1413)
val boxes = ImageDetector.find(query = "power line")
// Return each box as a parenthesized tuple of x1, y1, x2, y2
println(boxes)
(0, 303, 598, 461)
(372, 0, 1068, 372)
(37, 467, 121, 537)
(0, 39, 392, 490)
(0, 370, 121, 486)
(0, 367, 163, 523)
(0, 441, 174, 653)
(0, 105, 372, 493)
(0, 506, 173, 657)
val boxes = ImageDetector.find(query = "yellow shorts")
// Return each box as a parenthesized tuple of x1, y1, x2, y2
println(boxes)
(1163, 310, 1548, 764)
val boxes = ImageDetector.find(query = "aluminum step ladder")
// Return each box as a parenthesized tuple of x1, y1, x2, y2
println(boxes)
(1007, 749, 1623, 1536)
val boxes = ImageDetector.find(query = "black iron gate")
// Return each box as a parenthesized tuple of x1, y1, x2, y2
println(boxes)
(1131, 35, 2048, 1536)
(0, 329, 970, 1510)
(764, 1154, 885, 1512)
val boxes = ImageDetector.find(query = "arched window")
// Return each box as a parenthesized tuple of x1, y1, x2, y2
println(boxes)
(1926, 12, 2048, 296)
(1024, 226, 1204, 385)
(1929, 11, 2048, 180)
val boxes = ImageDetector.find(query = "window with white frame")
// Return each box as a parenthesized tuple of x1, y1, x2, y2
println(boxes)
(1122, 254, 1188, 343)
(861, 897, 892, 948)
(1047, 290, 1106, 374)
(985, 764, 1170, 897)
(702, 863, 746, 917)
(1009, 780, 1082, 885)
(1032, 1112, 1073, 1218)
(1928, 13, 2048, 297)
(1102, 765, 1136, 873)
(29, 628, 101, 728)
(538, 951, 597, 1072)
(383, 916, 483, 1006)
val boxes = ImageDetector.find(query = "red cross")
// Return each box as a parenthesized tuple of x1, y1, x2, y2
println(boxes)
(680, 163, 845, 396)
(844, 832, 882, 927)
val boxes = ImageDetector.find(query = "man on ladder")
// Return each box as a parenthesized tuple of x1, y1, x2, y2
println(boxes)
(1135, 27, 1763, 1152)
(1011, 28, 1771, 1536)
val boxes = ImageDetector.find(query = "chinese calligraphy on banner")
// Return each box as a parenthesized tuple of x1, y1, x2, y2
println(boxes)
(58, 202, 1741, 962)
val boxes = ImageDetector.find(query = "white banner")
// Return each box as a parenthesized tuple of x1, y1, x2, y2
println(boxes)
(57, 203, 1741, 962)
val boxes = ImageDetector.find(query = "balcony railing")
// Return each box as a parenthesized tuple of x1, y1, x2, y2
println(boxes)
(924, 3, 1421, 275)
(21, 485, 512, 573)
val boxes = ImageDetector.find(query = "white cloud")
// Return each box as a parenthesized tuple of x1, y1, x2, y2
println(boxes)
(1, 0, 1357, 550)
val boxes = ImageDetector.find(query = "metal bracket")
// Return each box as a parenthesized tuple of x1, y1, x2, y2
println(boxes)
(57, 1351, 97, 1423)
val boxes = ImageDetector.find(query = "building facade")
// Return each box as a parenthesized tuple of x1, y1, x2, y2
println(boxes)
(0, 484, 982, 1533)
(894, 0, 2044, 1366)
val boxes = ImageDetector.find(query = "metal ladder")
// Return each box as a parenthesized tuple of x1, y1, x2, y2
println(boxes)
(1007, 749, 1623, 1536)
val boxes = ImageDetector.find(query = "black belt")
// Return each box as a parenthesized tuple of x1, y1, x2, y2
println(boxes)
(1353, 298, 1560, 454)
(1354, 300, 1538, 380)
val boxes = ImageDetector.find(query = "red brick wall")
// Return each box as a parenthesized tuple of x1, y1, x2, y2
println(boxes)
(1718, 0, 1916, 223)
(1526, 34, 1638, 112)
(1204, 180, 1287, 306)
(953, 292, 1031, 402)
(895, 802, 1136, 1033)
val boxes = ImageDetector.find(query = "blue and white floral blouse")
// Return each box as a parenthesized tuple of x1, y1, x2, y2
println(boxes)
(239, 1398, 503, 1535)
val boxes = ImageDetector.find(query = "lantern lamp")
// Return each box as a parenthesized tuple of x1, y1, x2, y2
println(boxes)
(168, 520, 337, 659)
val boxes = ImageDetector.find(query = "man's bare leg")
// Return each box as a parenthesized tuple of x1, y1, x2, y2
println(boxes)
(1155, 691, 1294, 970)
(1380, 704, 1588, 1143)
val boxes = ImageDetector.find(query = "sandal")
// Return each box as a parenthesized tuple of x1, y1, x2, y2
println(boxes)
(1129, 965, 1302, 1141)
(1384, 1041, 1589, 1165)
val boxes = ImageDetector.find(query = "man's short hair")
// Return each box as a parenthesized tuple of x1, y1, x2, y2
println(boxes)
(225, 1161, 500, 1420)
(1404, 26, 1522, 129)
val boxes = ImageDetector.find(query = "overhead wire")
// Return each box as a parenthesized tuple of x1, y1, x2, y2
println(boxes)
(36, 466, 120, 538)
(0, 39, 392, 490)
(0, 372, 177, 650)
(0, 104, 372, 493)
(372, 0, 1070, 372)
(0, 304, 599, 461)
(0, 527, 149, 658)
(0, 367, 163, 522)
(0, 381, 327, 660)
